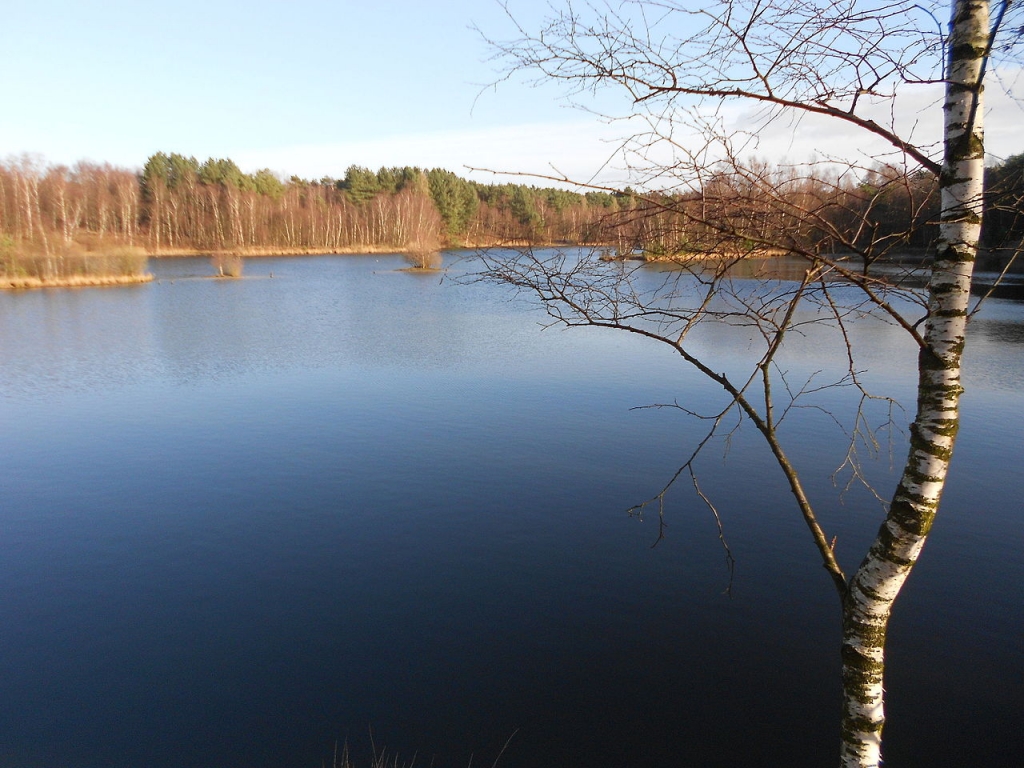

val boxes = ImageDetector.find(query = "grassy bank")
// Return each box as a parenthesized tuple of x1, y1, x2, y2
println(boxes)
(1, 273, 153, 289)
(1, 236, 151, 290)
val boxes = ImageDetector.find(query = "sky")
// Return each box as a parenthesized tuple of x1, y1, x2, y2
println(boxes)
(2, 0, 1022, 186)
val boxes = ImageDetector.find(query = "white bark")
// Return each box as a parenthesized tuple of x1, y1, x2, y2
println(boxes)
(839, 2, 988, 766)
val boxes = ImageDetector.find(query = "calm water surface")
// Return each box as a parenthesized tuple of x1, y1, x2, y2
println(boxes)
(0, 254, 1021, 767)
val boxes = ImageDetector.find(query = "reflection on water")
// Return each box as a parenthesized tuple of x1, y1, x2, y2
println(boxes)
(0, 253, 1021, 768)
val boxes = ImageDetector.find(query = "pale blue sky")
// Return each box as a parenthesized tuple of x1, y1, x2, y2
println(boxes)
(2, 0, 1021, 183)
(1, 0, 605, 178)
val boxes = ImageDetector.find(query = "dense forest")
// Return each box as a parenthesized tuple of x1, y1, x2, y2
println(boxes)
(0, 153, 628, 258)
(2, 151, 1023, 283)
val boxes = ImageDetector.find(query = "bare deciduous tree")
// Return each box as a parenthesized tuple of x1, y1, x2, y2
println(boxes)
(478, 1, 1019, 765)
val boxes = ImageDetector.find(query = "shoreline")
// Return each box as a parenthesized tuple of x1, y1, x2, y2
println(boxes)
(0, 242, 578, 289)
(12, 245, 997, 290)
(1, 273, 154, 290)
(144, 240, 595, 258)
(147, 245, 409, 258)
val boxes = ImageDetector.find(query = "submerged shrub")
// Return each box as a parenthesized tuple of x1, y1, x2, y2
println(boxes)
(212, 252, 244, 277)
(404, 246, 442, 269)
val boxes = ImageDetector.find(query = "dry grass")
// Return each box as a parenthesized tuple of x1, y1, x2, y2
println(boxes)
(329, 741, 412, 768)
(327, 730, 517, 768)
(1, 236, 151, 289)
(1, 273, 153, 289)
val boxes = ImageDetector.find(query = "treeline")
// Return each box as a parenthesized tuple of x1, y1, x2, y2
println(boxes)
(0, 153, 629, 258)
(602, 162, 944, 260)
(591, 156, 1024, 261)
(983, 154, 1024, 247)
(2, 151, 1023, 263)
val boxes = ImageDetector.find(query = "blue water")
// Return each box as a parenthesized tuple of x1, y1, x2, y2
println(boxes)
(0, 254, 1020, 767)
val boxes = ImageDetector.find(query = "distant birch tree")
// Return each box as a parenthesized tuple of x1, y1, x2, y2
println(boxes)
(480, 1, 1020, 765)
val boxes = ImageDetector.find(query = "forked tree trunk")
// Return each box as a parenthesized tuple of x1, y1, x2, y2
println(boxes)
(839, 1, 988, 765)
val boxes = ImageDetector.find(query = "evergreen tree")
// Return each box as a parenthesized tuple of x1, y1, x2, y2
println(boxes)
(341, 165, 381, 205)
(426, 168, 479, 237)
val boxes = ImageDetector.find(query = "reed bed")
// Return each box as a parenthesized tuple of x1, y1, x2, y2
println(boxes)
(1, 236, 151, 289)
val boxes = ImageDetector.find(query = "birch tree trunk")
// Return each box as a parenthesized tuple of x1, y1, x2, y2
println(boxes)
(839, 2, 989, 765)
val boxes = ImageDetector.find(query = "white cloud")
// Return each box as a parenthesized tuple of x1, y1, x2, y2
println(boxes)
(722, 78, 1024, 168)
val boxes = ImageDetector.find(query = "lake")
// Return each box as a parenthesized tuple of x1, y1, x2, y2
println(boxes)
(0, 253, 1021, 768)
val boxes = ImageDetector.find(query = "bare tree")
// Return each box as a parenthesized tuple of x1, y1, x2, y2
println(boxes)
(398, 174, 446, 268)
(479, 1, 1019, 765)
